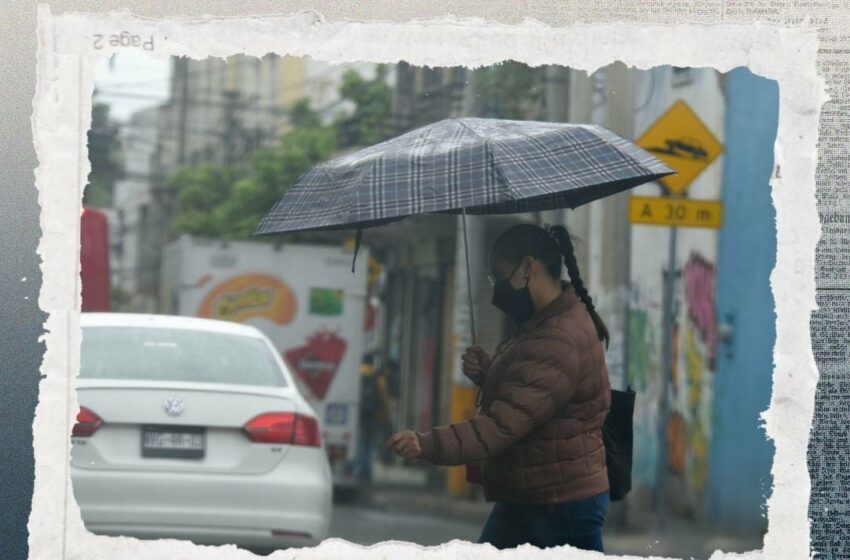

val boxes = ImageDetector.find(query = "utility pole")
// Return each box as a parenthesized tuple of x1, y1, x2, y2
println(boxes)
(461, 67, 477, 118)
(545, 65, 569, 122)
(655, 220, 678, 531)
(176, 58, 189, 166)
(222, 90, 240, 165)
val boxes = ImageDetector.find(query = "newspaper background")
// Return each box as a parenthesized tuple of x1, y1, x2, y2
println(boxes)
(0, 2, 847, 560)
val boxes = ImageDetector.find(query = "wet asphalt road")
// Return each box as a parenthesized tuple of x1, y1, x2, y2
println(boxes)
(328, 503, 483, 547)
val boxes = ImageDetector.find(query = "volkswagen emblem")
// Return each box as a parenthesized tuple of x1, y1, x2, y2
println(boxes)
(163, 397, 186, 417)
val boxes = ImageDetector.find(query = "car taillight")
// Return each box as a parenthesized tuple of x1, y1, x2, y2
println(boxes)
(293, 414, 321, 447)
(243, 412, 321, 447)
(244, 412, 294, 443)
(72, 407, 102, 437)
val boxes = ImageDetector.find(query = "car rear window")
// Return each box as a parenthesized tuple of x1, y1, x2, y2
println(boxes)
(80, 326, 287, 387)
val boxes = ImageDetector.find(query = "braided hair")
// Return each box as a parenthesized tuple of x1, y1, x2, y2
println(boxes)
(549, 225, 610, 349)
(490, 223, 610, 348)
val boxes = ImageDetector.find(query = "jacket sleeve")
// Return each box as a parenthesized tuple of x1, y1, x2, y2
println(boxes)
(417, 329, 579, 466)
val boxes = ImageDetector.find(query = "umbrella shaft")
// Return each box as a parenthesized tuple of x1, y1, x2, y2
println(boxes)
(462, 208, 477, 346)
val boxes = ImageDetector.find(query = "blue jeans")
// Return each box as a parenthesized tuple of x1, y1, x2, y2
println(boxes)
(478, 491, 609, 551)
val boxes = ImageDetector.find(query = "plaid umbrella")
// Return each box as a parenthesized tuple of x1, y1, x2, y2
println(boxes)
(255, 117, 675, 342)
(255, 118, 673, 235)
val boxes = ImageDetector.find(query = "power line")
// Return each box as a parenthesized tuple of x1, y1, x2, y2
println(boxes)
(95, 90, 285, 114)
(90, 125, 228, 139)
(95, 63, 381, 116)
(93, 89, 354, 120)
(634, 69, 657, 113)
(89, 96, 373, 146)
(99, 56, 345, 93)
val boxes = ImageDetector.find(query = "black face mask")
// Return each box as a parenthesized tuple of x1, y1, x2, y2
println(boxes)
(491, 261, 536, 324)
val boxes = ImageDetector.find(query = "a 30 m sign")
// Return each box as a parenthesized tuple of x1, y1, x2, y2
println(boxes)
(629, 196, 723, 228)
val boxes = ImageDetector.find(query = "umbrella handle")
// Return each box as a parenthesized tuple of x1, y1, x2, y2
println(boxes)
(462, 208, 477, 347)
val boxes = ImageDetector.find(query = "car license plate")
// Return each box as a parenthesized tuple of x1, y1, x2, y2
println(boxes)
(141, 426, 205, 459)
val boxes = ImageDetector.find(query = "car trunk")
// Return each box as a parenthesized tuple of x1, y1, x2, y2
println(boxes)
(71, 380, 301, 476)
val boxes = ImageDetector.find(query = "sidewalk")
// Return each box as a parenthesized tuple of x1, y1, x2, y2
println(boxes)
(352, 479, 764, 559)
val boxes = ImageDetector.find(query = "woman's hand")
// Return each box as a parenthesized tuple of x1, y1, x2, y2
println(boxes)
(462, 346, 491, 385)
(385, 430, 421, 459)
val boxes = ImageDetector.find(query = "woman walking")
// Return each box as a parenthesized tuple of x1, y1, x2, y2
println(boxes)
(385, 223, 612, 551)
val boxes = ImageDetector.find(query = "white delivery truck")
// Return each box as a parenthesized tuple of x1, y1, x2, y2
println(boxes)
(160, 235, 369, 488)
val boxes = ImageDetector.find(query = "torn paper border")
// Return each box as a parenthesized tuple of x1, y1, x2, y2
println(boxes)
(30, 6, 825, 560)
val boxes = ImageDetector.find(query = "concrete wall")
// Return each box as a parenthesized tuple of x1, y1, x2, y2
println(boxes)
(627, 67, 726, 520)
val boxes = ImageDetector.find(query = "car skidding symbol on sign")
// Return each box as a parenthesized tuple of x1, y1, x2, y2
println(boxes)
(644, 137, 708, 161)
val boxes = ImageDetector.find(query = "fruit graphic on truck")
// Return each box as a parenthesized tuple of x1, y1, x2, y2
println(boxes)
(284, 330, 348, 401)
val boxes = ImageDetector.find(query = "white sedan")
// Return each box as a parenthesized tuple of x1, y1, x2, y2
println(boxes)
(71, 313, 332, 552)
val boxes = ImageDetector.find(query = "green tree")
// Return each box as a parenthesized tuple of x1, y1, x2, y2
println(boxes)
(334, 65, 395, 147)
(170, 65, 393, 240)
(290, 97, 321, 129)
(171, 163, 250, 237)
(85, 102, 123, 207)
(171, 98, 336, 239)
(474, 61, 547, 120)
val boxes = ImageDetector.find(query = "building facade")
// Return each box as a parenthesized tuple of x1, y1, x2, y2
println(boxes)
(110, 106, 161, 312)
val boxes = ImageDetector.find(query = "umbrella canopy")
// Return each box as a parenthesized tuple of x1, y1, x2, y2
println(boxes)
(254, 117, 676, 346)
(254, 117, 675, 236)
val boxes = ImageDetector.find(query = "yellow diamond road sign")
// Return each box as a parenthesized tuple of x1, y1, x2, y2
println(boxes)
(635, 100, 723, 195)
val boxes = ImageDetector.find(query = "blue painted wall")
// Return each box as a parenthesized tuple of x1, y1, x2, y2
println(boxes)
(709, 67, 779, 530)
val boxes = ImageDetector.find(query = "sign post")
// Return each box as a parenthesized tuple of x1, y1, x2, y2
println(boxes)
(633, 100, 723, 531)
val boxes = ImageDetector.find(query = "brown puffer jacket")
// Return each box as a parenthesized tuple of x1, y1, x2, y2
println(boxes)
(417, 283, 611, 505)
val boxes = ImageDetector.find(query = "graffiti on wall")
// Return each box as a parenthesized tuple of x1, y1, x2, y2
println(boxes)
(667, 411, 687, 475)
(628, 252, 718, 498)
(633, 393, 661, 488)
(665, 253, 717, 496)
(690, 419, 709, 491)
(628, 246, 718, 505)
(627, 296, 664, 487)
(665, 322, 711, 492)
(684, 253, 717, 366)
(685, 324, 704, 414)
(627, 308, 650, 389)
(667, 409, 708, 491)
